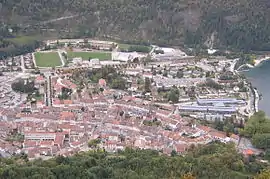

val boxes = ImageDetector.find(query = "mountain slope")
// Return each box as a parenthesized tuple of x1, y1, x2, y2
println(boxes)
(1, 0, 270, 50)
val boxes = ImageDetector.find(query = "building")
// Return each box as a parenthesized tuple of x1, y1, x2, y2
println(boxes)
(98, 78, 107, 87)
(197, 98, 246, 106)
(24, 132, 56, 140)
(179, 105, 237, 114)
(112, 52, 144, 62)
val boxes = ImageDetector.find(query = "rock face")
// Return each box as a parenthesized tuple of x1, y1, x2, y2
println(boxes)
(1, 0, 270, 50)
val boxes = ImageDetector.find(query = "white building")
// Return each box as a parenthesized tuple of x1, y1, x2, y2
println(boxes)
(112, 52, 145, 62)
(24, 132, 56, 140)
(151, 47, 187, 60)
(90, 58, 100, 65)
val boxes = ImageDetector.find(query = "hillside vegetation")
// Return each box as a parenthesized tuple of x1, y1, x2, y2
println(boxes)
(1, 0, 270, 51)
(0, 142, 267, 179)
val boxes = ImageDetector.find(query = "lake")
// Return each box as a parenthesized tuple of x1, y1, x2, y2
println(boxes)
(244, 60, 270, 116)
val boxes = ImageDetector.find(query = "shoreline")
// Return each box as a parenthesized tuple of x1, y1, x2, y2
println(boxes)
(254, 57, 270, 67)
(235, 57, 270, 72)
(233, 58, 259, 115)
(254, 88, 259, 113)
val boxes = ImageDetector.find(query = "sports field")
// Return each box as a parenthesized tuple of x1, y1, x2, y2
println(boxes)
(67, 51, 111, 60)
(118, 43, 132, 50)
(34, 52, 62, 67)
(118, 43, 151, 52)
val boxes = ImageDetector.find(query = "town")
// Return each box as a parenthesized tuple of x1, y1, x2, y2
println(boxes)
(0, 39, 260, 160)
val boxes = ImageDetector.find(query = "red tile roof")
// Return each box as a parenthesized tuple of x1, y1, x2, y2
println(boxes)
(98, 78, 107, 86)
(40, 140, 54, 146)
(63, 100, 73, 105)
(243, 149, 254, 155)
(35, 75, 45, 81)
(60, 111, 75, 120)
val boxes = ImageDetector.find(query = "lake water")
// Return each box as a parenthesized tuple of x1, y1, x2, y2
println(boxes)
(244, 60, 270, 116)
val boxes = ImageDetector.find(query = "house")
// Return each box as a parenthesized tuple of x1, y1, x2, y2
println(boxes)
(243, 149, 254, 157)
(23, 140, 38, 148)
(208, 131, 230, 143)
(230, 134, 240, 144)
(98, 78, 107, 87)
(35, 75, 45, 86)
(54, 134, 65, 148)
(174, 144, 188, 154)
(143, 72, 153, 79)
(54, 78, 77, 96)
(24, 132, 56, 141)
(60, 111, 76, 120)
(70, 140, 85, 148)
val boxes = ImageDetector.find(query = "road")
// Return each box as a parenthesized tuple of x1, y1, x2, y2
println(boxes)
(45, 75, 52, 106)
(57, 50, 66, 67)
(22, 15, 79, 28)
(20, 55, 26, 73)
(229, 58, 239, 72)
(41, 15, 79, 25)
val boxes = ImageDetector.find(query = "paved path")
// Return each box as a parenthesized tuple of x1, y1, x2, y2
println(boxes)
(57, 50, 66, 67)
(32, 53, 37, 68)
(45, 75, 52, 107)
(20, 55, 26, 73)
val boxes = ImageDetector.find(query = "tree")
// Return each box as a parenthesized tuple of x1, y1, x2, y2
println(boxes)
(58, 87, 72, 100)
(144, 77, 151, 92)
(61, 52, 67, 60)
(0, 142, 266, 179)
(11, 78, 35, 93)
(88, 139, 101, 148)
(128, 45, 150, 53)
(254, 170, 270, 179)
(242, 111, 270, 138)
(205, 71, 211, 78)
(223, 123, 234, 137)
(163, 71, 168, 77)
(252, 134, 270, 149)
(181, 173, 196, 179)
(111, 77, 127, 90)
(168, 86, 179, 103)
(171, 150, 177, 157)
(176, 70, 184, 78)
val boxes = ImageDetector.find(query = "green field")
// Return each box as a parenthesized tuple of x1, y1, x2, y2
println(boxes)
(118, 43, 151, 52)
(6, 36, 39, 45)
(118, 43, 133, 50)
(67, 51, 111, 60)
(34, 52, 62, 67)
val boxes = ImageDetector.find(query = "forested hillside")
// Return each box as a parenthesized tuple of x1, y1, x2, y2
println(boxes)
(1, 0, 270, 51)
(0, 142, 267, 179)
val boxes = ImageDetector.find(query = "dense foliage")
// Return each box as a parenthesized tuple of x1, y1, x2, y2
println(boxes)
(0, 36, 41, 59)
(167, 86, 180, 103)
(1, 0, 270, 50)
(11, 78, 36, 94)
(88, 67, 127, 90)
(0, 142, 267, 179)
(241, 111, 270, 149)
